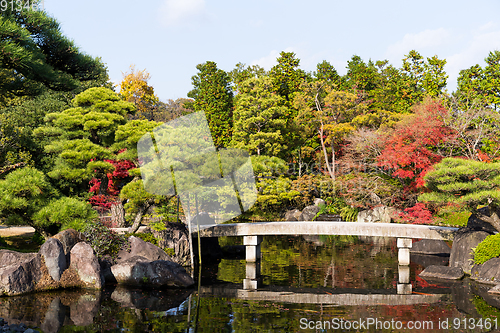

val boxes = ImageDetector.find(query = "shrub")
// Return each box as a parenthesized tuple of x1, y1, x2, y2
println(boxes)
(33, 197, 98, 233)
(340, 206, 359, 222)
(397, 202, 434, 225)
(82, 220, 128, 261)
(474, 233, 500, 265)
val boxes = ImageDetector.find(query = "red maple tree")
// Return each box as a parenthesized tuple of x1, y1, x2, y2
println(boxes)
(377, 99, 455, 190)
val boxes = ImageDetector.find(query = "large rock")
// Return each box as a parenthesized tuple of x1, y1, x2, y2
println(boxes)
(419, 265, 464, 280)
(449, 229, 489, 275)
(411, 239, 451, 256)
(357, 206, 397, 223)
(313, 198, 326, 207)
(39, 238, 67, 282)
(150, 223, 190, 266)
(117, 236, 172, 263)
(69, 242, 104, 289)
(471, 258, 500, 284)
(110, 256, 194, 288)
(284, 209, 301, 221)
(53, 229, 84, 256)
(467, 207, 499, 234)
(299, 205, 320, 221)
(0, 252, 42, 296)
(0, 249, 37, 268)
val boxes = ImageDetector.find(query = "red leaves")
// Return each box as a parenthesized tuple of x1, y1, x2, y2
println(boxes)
(377, 100, 455, 189)
(89, 159, 135, 208)
(398, 202, 434, 224)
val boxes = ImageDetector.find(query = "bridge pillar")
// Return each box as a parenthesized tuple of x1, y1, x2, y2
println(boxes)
(244, 235, 263, 262)
(397, 238, 412, 266)
(243, 236, 263, 290)
(397, 265, 412, 295)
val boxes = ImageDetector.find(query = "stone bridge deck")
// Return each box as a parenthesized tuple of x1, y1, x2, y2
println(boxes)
(192, 221, 458, 241)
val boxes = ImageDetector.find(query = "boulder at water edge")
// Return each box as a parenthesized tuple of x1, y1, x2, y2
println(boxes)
(419, 265, 464, 280)
(69, 242, 104, 289)
(39, 238, 67, 282)
(110, 256, 194, 288)
(449, 229, 490, 275)
(116, 236, 172, 263)
(0, 250, 42, 296)
(471, 258, 500, 285)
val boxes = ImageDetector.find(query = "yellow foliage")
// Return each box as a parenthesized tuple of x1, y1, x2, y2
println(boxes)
(119, 65, 159, 119)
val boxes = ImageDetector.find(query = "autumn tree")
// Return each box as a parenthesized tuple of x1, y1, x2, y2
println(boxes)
(231, 76, 287, 157)
(377, 99, 455, 189)
(120, 65, 160, 120)
(187, 61, 233, 147)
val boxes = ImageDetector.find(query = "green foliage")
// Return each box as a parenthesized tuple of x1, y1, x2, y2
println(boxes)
(33, 197, 98, 232)
(474, 233, 500, 265)
(473, 295, 500, 319)
(435, 204, 471, 227)
(419, 158, 500, 211)
(0, 4, 109, 103)
(187, 61, 233, 147)
(269, 51, 306, 103)
(34, 87, 136, 195)
(0, 167, 57, 232)
(82, 220, 128, 260)
(456, 51, 500, 110)
(120, 179, 162, 216)
(231, 76, 288, 157)
(340, 206, 359, 222)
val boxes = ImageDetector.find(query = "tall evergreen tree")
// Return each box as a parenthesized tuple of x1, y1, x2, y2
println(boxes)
(187, 61, 233, 148)
(231, 76, 287, 157)
(0, 3, 108, 105)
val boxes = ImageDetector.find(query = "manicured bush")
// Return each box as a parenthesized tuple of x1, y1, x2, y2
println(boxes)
(33, 197, 98, 233)
(474, 233, 500, 265)
(82, 220, 128, 261)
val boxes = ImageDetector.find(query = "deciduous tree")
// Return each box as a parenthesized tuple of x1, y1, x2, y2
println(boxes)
(120, 65, 160, 120)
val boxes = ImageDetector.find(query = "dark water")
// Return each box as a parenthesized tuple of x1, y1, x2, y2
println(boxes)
(2, 236, 500, 332)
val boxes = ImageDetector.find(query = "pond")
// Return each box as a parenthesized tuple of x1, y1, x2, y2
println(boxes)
(2, 235, 500, 332)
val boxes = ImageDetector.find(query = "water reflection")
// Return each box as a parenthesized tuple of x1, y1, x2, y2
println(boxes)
(1, 236, 500, 332)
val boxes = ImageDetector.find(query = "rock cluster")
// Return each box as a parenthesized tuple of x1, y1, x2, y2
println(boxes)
(0, 230, 194, 297)
(283, 198, 326, 221)
(418, 208, 500, 289)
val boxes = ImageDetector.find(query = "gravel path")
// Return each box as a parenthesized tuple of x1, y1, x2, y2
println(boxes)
(0, 226, 35, 237)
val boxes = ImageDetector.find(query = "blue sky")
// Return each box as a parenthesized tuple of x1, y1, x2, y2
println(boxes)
(44, 0, 500, 101)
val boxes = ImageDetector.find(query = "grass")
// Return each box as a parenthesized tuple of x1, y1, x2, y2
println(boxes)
(0, 234, 42, 253)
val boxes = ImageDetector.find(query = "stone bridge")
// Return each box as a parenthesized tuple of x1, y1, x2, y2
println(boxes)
(192, 221, 458, 292)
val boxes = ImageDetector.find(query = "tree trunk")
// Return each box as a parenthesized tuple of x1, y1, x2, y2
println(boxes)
(99, 175, 109, 195)
(111, 202, 126, 227)
(128, 200, 153, 233)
